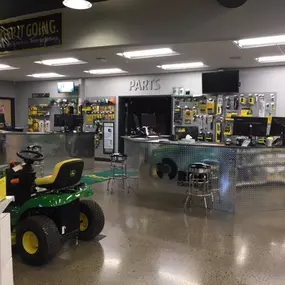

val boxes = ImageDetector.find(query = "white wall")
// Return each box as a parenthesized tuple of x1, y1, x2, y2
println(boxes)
(15, 79, 82, 127)
(14, 66, 285, 129)
(0, 81, 16, 98)
(240, 67, 285, 116)
(84, 72, 202, 98)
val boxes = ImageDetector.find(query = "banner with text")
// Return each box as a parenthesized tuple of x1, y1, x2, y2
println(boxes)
(0, 13, 62, 53)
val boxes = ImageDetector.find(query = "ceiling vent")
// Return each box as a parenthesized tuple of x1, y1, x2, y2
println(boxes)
(217, 0, 248, 8)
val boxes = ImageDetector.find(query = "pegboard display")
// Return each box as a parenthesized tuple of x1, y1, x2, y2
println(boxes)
(221, 93, 276, 140)
(172, 93, 277, 143)
(173, 95, 217, 142)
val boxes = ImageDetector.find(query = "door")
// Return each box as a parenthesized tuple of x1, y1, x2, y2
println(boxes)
(0, 98, 15, 127)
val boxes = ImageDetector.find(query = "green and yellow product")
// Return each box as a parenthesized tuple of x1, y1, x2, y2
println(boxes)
(224, 122, 232, 136)
(240, 108, 253, 117)
(207, 99, 216, 114)
(226, 112, 238, 121)
(240, 95, 247, 105)
(199, 103, 207, 114)
(184, 109, 193, 124)
(248, 95, 256, 105)
(216, 122, 221, 143)
(267, 115, 272, 125)
(0, 166, 6, 201)
(205, 132, 213, 142)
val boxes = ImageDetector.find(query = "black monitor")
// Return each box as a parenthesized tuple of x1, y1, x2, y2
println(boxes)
(175, 126, 199, 140)
(73, 115, 83, 127)
(270, 117, 285, 136)
(54, 114, 66, 127)
(270, 117, 285, 146)
(233, 117, 267, 137)
(141, 113, 156, 127)
(202, 70, 239, 93)
(0, 113, 5, 124)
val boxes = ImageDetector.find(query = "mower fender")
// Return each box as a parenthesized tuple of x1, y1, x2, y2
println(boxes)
(11, 185, 93, 227)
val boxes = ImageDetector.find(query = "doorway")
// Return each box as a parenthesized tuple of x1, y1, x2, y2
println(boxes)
(0, 97, 15, 127)
(118, 95, 172, 153)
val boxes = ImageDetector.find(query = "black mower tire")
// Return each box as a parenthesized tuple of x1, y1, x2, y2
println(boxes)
(16, 215, 61, 266)
(79, 200, 105, 241)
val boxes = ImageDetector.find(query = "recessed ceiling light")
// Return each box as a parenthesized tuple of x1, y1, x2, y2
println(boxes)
(0, 64, 19, 71)
(35, 58, 86, 66)
(157, 62, 205, 70)
(27, 73, 65, 78)
(63, 0, 92, 10)
(256, 55, 285, 63)
(84, 68, 127, 75)
(117, 48, 178, 59)
(234, 35, 285, 49)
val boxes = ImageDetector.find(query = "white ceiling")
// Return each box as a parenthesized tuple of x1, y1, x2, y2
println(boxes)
(0, 40, 285, 81)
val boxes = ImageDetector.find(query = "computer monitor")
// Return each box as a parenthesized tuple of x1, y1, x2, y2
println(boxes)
(141, 113, 156, 127)
(270, 117, 285, 146)
(270, 117, 285, 136)
(175, 126, 199, 140)
(73, 115, 83, 127)
(0, 113, 5, 124)
(54, 114, 66, 127)
(233, 117, 267, 137)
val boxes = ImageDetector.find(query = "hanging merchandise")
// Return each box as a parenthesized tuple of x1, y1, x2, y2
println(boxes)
(226, 97, 232, 109)
(199, 101, 207, 114)
(258, 94, 266, 117)
(217, 98, 223, 115)
(248, 95, 256, 105)
(207, 98, 216, 114)
(240, 95, 247, 105)
(224, 122, 233, 136)
(240, 108, 253, 117)
(233, 95, 239, 110)
(216, 122, 222, 143)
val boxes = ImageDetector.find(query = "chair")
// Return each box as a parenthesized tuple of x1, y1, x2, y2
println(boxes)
(107, 153, 136, 194)
(35, 159, 84, 189)
(184, 163, 214, 211)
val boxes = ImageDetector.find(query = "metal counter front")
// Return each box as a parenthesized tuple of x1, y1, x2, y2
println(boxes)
(123, 137, 285, 213)
(0, 132, 95, 173)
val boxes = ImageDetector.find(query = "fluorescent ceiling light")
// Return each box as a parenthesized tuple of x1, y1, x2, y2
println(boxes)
(63, 0, 92, 10)
(235, 35, 285, 49)
(84, 68, 127, 75)
(157, 62, 205, 70)
(117, 48, 178, 59)
(256, 55, 285, 63)
(0, 64, 19, 71)
(27, 73, 65, 78)
(35, 58, 86, 66)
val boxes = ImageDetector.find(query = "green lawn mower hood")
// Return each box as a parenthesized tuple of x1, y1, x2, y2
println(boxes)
(9, 184, 93, 227)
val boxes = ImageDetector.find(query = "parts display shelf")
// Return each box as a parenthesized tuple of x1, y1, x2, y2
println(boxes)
(172, 92, 277, 143)
(83, 98, 116, 160)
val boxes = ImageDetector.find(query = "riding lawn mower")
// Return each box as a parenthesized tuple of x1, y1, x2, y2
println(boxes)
(4, 148, 105, 266)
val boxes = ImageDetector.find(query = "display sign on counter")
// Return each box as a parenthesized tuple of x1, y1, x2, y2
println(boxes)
(103, 122, 115, 154)
(0, 13, 62, 53)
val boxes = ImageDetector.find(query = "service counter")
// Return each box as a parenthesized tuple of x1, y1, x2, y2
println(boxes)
(123, 137, 285, 213)
(0, 132, 95, 173)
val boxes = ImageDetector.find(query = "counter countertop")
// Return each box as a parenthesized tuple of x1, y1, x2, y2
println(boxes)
(122, 136, 282, 149)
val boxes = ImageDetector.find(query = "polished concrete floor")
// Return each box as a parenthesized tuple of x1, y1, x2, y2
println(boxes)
(13, 166, 285, 285)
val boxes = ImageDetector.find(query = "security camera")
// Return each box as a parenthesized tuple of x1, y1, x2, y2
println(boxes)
(217, 0, 248, 8)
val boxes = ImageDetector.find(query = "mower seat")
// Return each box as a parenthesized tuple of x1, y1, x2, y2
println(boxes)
(35, 159, 84, 189)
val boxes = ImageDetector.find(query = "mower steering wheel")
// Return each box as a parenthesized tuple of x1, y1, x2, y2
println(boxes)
(17, 150, 44, 164)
